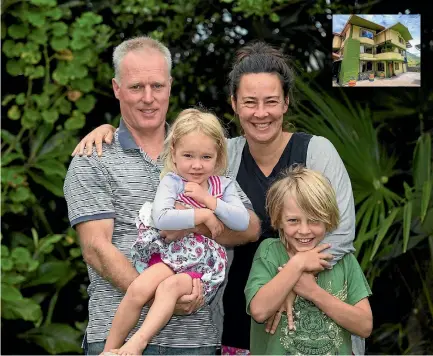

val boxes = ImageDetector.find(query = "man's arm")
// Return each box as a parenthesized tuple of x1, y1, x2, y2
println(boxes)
(196, 209, 260, 246)
(76, 219, 139, 293)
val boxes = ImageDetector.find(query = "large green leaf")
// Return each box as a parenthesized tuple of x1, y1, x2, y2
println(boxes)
(8, 24, 29, 39)
(50, 36, 69, 51)
(402, 201, 413, 253)
(9, 186, 31, 203)
(34, 234, 64, 256)
(1, 283, 23, 301)
(413, 133, 431, 191)
(29, 123, 54, 160)
(32, 159, 67, 177)
(28, 171, 64, 197)
(420, 180, 432, 222)
(370, 208, 400, 261)
(1, 297, 42, 322)
(24, 260, 71, 287)
(51, 22, 68, 36)
(1, 152, 25, 166)
(18, 323, 82, 355)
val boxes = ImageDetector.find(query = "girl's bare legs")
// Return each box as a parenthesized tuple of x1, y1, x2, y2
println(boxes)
(114, 273, 194, 356)
(103, 263, 174, 353)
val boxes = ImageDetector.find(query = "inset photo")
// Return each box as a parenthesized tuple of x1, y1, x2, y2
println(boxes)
(332, 14, 420, 87)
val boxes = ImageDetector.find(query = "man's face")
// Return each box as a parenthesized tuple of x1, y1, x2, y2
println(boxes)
(112, 49, 172, 134)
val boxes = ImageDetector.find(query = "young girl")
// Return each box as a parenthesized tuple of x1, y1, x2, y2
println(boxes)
(245, 166, 372, 355)
(104, 109, 250, 356)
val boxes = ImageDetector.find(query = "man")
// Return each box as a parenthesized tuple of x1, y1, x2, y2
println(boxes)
(64, 36, 261, 355)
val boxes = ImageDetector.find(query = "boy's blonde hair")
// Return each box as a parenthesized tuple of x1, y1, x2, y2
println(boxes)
(160, 108, 228, 178)
(266, 165, 340, 242)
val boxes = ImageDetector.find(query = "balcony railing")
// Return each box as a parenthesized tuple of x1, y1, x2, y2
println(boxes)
(374, 52, 403, 60)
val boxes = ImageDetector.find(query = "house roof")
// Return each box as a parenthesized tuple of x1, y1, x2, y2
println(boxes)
(377, 22, 413, 41)
(344, 15, 386, 32)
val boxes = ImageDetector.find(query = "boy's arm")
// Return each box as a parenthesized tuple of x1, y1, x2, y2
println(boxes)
(249, 256, 303, 323)
(294, 255, 373, 338)
(295, 273, 372, 337)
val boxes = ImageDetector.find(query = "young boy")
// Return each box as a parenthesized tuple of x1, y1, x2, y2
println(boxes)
(245, 166, 372, 355)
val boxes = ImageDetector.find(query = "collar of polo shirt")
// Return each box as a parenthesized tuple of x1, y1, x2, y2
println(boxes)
(118, 118, 170, 150)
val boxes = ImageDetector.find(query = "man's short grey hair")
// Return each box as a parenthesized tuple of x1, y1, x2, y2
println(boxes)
(113, 36, 172, 82)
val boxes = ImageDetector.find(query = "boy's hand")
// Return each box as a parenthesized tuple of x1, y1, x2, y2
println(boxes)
(284, 291, 296, 331)
(265, 291, 296, 335)
(292, 244, 333, 273)
(293, 272, 318, 299)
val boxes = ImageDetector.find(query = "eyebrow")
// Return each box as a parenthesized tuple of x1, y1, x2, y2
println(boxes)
(241, 96, 280, 100)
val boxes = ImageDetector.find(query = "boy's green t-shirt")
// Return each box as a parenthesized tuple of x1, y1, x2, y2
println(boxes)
(244, 238, 372, 355)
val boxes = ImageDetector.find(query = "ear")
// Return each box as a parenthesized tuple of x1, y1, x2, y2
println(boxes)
(112, 78, 120, 99)
(230, 95, 237, 114)
(283, 96, 289, 114)
(168, 76, 173, 97)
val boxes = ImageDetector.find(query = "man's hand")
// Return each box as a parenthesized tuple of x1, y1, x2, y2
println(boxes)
(293, 272, 318, 300)
(173, 278, 205, 315)
(184, 182, 216, 209)
(203, 213, 224, 239)
(160, 229, 193, 243)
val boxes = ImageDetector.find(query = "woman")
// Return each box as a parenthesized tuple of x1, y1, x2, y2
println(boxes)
(72, 41, 360, 354)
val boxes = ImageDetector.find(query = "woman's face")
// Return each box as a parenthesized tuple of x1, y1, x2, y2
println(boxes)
(231, 73, 288, 144)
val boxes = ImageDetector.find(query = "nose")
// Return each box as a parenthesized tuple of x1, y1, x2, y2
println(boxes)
(141, 86, 154, 104)
(192, 159, 202, 169)
(253, 102, 269, 119)
(298, 221, 311, 235)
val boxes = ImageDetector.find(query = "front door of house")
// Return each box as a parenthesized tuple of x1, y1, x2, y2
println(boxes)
(388, 62, 393, 77)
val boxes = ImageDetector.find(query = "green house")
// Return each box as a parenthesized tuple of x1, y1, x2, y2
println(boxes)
(332, 15, 413, 85)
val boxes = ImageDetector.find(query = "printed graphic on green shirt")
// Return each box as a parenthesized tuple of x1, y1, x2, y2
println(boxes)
(280, 281, 348, 355)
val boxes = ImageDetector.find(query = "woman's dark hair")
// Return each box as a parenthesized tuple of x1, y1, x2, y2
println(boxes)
(229, 41, 295, 104)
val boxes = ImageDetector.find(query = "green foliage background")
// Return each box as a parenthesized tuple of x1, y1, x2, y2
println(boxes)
(1, 0, 432, 354)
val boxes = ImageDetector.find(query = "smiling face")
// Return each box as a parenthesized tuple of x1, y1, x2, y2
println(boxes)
(280, 196, 327, 255)
(112, 49, 172, 134)
(231, 73, 288, 144)
(172, 131, 218, 187)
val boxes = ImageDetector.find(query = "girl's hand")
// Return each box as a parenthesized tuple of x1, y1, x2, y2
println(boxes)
(184, 182, 215, 208)
(203, 213, 224, 239)
(292, 244, 333, 273)
(72, 124, 116, 157)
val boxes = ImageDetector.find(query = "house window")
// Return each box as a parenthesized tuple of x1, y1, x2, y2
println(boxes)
(361, 61, 373, 72)
(365, 47, 373, 54)
(360, 29, 373, 39)
(395, 63, 399, 70)
(378, 62, 385, 71)
(399, 37, 404, 44)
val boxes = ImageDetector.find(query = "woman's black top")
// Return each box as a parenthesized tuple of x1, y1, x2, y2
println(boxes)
(222, 132, 312, 349)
